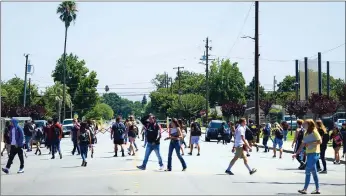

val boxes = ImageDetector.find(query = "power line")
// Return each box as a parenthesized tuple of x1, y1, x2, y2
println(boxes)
(309, 43, 346, 59)
(226, 2, 254, 57)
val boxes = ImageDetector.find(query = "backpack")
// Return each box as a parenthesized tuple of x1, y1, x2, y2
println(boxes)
(194, 122, 202, 136)
(333, 133, 343, 145)
(276, 129, 283, 139)
(264, 127, 271, 136)
(36, 128, 43, 139)
(113, 123, 125, 138)
(79, 131, 90, 143)
(89, 126, 96, 140)
(53, 126, 60, 138)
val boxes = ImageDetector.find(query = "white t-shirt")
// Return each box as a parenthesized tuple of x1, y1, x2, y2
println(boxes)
(11, 128, 17, 145)
(234, 125, 246, 147)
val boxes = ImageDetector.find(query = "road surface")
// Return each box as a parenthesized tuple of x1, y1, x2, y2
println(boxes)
(1, 131, 345, 195)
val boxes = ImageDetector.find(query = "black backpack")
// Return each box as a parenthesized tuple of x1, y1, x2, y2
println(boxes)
(194, 122, 202, 136)
(113, 123, 124, 137)
(79, 131, 89, 143)
(53, 126, 60, 138)
(36, 128, 43, 139)
(276, 129, 284, 139)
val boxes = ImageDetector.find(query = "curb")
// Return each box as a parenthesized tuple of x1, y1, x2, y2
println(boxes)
(256, 145, 346, 165)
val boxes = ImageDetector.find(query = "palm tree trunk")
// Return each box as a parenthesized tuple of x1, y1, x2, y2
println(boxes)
(62, 25, 68, 121)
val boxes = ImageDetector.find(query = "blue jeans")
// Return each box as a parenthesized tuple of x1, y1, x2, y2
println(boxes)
(263, 136, 269, 151)
(25, 136, 32, 150)
(167, 140, 186, 170)
(144, 136, 147, 147)
(283, 130, 288, 141)
(141, 143, 163, 168)
(304, 153, 320, 190)
(72, 140, 80, 155)
(52, 139, 61, 156)
(80, 143, 88, 162)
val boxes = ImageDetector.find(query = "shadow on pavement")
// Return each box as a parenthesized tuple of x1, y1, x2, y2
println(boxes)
(125, 158, 158, 163)
(233, 181, 346, 186)
(277, 168, 300, 171)
(99, 156, 116, 159)
(61, 166, 80, 169)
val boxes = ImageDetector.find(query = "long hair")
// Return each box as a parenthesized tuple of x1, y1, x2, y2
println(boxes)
(178, 119, 184, 130)
(304, 119, 317, 135)
(316, 119, 327, 134)
(80, 122, 88, 132)
(172, 118, 181, 129)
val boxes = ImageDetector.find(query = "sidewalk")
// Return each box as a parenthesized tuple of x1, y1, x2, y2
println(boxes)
(256, 138, 345, 164)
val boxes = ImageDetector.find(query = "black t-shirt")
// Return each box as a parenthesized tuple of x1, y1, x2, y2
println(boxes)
(296, 128, 304, 144)
(24, 124, 33, 136)
(190, 122, 201, 136)
(275, 129, 283, 139)
(146, 123, 160, 144)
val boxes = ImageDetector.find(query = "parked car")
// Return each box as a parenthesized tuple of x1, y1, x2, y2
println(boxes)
(335, 119, 346, 130)
(205, 120, 231, 142)
(283, 115, 297, 130)
(62, 119, 74, 137)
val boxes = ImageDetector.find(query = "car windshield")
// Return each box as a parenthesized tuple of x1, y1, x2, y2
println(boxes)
(284, 116, 296, 121)
(35, 121, 45, 128)
(209, 122, 229, 129)
(63, 120, 73, 125)
(338, 119, 346, 124)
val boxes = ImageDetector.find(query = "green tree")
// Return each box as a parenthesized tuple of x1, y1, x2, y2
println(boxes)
(42, 82, 72, 119)
(151, 73, 168, 89)
(52, 53, 99, 116)
(85, 103, 114, 120)
(277, 75, 296, 93)
(168, 94, 206, 119)
(209, 59, 246, 106)
(1, 77, 40, 107)
(245, 76, 266, 100)
(149, 88, 177, 118)
(102, 93, 142, 118)
(141, 95, 148, 106)
(172, 71, 206, 95)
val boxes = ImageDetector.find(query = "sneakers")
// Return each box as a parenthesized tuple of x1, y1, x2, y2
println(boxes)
(225, 170, 234, 175)
(159, 165, 165, 170)
(197, 153, 200, 156)
(137, 165, 146, 170)
(182, 167, 187, 171)
(17, 168, 24, 174)
(319, 170, 327, 174)
(2, 168, 9, 174)
(249, 168, 257, 175)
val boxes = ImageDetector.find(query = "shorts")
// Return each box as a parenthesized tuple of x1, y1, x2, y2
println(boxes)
(235, 146, 246, 159)
(273, 138, 283, 149)
(114, 139, 124, 145)
(191, 136, 200, 145)
(129, 137, 136, 143)
(252, 136, 257, 143)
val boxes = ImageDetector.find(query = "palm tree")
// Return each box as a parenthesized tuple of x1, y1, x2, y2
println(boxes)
(56, 1, 77, 121)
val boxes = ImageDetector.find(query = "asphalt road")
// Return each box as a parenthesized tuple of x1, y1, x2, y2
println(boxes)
(1, 131, 345, 195)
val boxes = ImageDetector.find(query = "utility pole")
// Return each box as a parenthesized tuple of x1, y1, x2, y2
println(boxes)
(173, 66, 184, 102)
(205, 37, 210, 124)
(254, 1, 260, 127)
(70, 102, 73, 119)
(23, 54, 29, 107)
(28, 78, 31, 105)
(273, 75, 276, 103)
(169, 77, 173, 94)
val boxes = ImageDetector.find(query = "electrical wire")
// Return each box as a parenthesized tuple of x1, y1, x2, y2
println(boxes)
(309, 43, 346, 59)
(226, 2, 254, 57)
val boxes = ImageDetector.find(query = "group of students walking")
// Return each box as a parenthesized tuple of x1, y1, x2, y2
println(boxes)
(110, 114, 202, 171)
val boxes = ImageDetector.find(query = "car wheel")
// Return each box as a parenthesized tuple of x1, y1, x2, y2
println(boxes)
(62, 134, 65, 138)
(205, 135, 210, 142)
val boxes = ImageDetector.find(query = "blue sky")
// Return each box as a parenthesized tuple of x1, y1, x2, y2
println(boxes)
(2, 2, 345, 101)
